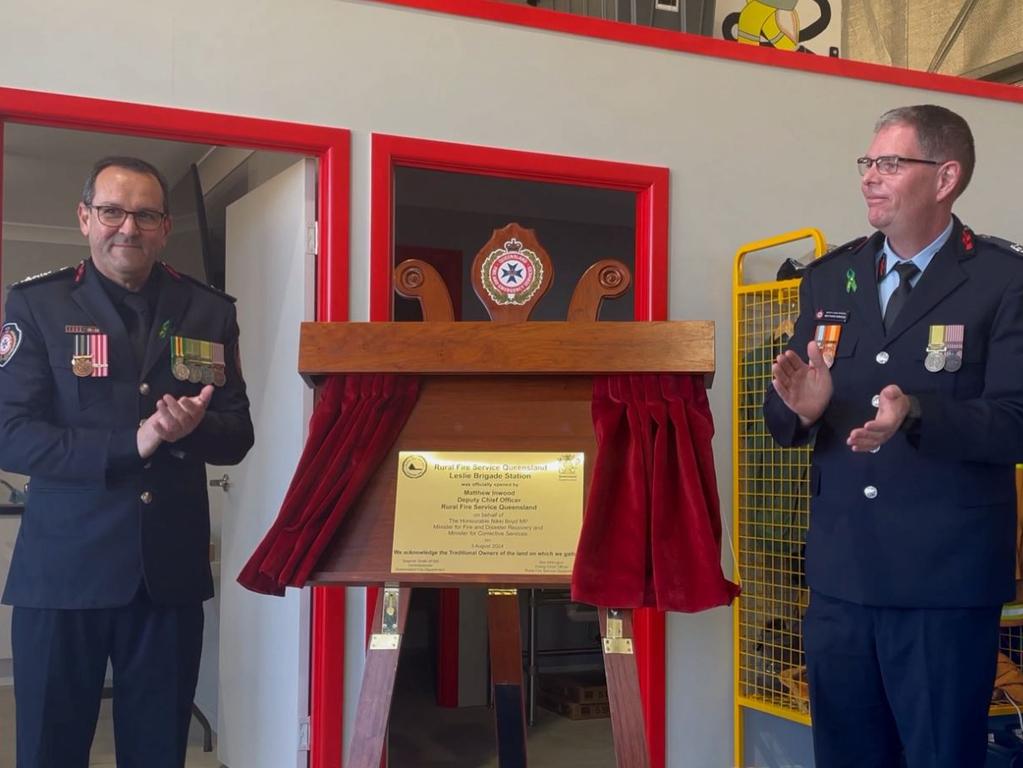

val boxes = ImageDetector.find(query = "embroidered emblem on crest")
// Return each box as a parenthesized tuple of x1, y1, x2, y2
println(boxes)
(480, 238, 544, 306)
(0, 323, 23, 367)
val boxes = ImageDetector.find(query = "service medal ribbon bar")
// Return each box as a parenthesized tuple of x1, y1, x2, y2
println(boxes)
(71, 333, 108, 378)
(171, 336, 227, 387)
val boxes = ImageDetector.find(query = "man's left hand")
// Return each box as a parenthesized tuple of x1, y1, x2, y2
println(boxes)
(151, 385, 215, 444)
(846, 384, 910, 452)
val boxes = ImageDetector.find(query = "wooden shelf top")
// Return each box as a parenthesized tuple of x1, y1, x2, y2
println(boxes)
(298, 320, 715, 375)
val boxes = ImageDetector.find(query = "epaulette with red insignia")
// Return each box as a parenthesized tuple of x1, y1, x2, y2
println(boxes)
(974, 233, 1023, 258)
(961, 227, 975, 255)
(7, 264, 77, 291)
(160, 262, 237, 303)
(803, 235, 871, 271)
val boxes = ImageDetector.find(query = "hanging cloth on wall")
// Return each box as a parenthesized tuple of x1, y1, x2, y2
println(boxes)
(571, 373, 741, 612)
(238, 374, 420, 595)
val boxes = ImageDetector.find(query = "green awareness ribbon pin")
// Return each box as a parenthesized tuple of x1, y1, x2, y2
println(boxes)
(845, 269, 857, 293)
(158, 320, 173, 339)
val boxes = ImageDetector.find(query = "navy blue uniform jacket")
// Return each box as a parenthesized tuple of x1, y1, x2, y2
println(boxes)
(0, 261, 254, 608)
(764, 218, 1023, 608)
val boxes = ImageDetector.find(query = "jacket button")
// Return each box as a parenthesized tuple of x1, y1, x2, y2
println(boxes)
(875, 351, 889, 365)
(863, 485, 878, 499)
(140, 491, 153, 504)
(139, 382, 150, 396)
(871, 394, 880, 408)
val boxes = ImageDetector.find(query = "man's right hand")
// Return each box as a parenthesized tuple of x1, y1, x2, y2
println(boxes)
(771, 340, 833, 427)
(136, 385, 215, 459)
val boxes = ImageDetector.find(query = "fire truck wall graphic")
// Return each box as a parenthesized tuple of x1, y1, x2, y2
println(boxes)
(722, 0, 833, 53)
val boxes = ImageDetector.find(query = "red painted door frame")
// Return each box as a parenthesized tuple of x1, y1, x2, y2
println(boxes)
(357, 132, 670, 768)
(0, 86, 351, 768)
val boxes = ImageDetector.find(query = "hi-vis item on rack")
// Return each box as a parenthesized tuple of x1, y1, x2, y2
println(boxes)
(170, 336, 227, 387)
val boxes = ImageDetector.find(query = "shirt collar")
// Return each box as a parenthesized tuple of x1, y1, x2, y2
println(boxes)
(89, 259, 161, 310)
(878, 218, 954, 279)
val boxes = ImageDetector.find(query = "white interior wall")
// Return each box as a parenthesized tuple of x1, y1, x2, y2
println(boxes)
(2, 2, 1022, 766)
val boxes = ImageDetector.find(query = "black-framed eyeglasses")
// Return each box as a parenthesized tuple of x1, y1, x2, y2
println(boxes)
(856, 155, 942, 176)
(89, 205, 167, 231)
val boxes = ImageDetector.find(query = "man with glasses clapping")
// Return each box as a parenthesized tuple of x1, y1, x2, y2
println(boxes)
(765, 105, 1023, 768)
(0, 156, 254, 767)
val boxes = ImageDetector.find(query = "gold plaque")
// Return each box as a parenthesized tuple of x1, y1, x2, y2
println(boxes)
(392, 451, 584, 576)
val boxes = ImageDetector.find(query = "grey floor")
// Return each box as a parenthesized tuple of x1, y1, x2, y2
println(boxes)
(2, 658, 617, 768)
(388, 650, 616, 768)
(0, 685, 220, 768)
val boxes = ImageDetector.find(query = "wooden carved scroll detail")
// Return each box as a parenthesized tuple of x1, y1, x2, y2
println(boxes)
(394, 259, 455, 322)
(567, 259, 632, 322)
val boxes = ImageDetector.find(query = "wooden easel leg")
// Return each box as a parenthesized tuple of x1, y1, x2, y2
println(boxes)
(600, 607, 650, 768)
(487, 588, 528, 768)
(346, 585, 412, 768)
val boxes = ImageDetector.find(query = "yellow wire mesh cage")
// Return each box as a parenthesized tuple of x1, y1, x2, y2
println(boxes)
(732, 229, 824, 746)
(993, 468, 1023, 718)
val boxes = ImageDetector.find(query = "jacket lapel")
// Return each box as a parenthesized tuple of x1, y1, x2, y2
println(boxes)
(70, 263, 134, 376)
(883, 218, 970, 345)
(142, 268, 192, 379)
(846, 232, 886, 340)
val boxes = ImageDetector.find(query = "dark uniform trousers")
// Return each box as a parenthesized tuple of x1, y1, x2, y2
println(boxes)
(12, 590, 204, 768)
(0, 260, 253, 768)
(804, 592, 1000, 768)
(764, 219, 1023, 768)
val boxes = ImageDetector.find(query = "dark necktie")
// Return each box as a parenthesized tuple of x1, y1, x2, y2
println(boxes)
(123, 293, 151, 370)
(883, 261, 920, 333)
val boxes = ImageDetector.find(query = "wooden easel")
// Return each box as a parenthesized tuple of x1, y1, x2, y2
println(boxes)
(299, 224, 714, 767)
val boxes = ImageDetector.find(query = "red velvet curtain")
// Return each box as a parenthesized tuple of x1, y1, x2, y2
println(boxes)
(238, 374, 420, 595)
(571, 374, 740, 612)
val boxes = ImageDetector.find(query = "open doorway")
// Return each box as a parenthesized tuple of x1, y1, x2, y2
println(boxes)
(0, 88, 349, 768)
(370, 133, 670, 767)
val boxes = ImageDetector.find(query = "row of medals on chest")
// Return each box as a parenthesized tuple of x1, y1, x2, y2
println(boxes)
(817, 323, 963, 373)
(71, 339, 226, 386)
(72, 354, 225, 385)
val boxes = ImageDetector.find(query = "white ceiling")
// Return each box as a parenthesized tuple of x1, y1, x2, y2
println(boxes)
(2, 122, 211, 228)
